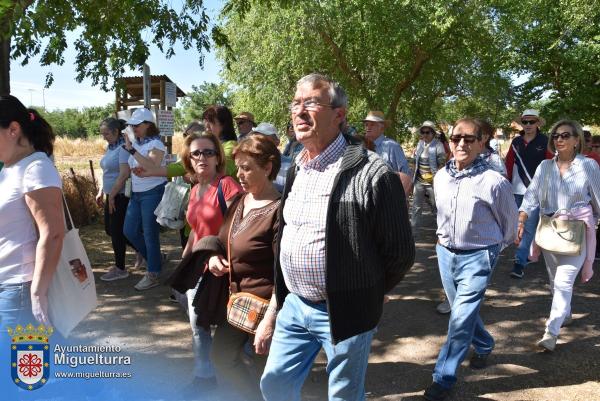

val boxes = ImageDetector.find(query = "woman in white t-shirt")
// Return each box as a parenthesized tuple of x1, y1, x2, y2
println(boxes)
(122, 108, 167, 291)
(0, 95, 64, 329)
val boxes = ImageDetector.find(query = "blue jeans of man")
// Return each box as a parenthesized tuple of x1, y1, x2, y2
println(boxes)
(123, 183, 165, 274)
(433, 244, 501, 389)
(514, 194, 539, 267)
(260, 293, 375, 401)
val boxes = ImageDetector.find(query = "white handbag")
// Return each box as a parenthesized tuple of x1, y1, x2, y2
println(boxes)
(534, 165, 585, 256)
(48, 195, 98, 337)
(154, 177, 191, 230)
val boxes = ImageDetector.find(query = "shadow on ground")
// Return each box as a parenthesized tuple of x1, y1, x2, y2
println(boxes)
(61, 210, 600, 401)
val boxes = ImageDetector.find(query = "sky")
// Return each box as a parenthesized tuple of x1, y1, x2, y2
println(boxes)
(9, 0, 223, 110)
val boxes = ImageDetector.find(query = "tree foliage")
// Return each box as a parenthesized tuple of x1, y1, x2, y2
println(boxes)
(38, 103, 114, 138)
(1, 0, 211, 94)
(176, 81, 232, 128)
(215, 0, 515, 138)
(495, 0, 600, 124)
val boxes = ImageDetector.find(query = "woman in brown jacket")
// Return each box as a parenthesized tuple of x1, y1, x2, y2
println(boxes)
(206, 134, 281, 401)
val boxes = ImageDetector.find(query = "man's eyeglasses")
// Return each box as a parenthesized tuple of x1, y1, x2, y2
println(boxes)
(289, 99, 333, 113)
(129, 123, 142, 128)
(236, 120, 250, 126)
(420, 130, 434, 135)
(521, 120, 538, 126)
(190, 149, 217, 158)
(450, 135, 479, 144)
(551, 132, 574, 140)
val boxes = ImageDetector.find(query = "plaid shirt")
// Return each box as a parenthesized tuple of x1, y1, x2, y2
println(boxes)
(280, 133, 346, 302)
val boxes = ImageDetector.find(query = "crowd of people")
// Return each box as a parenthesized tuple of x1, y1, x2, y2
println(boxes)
(1, 71, 600, 401)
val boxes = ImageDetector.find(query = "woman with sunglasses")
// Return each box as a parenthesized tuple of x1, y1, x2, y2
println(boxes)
(122, 108, 167, 291)
(179, 131, 242, 395)
(518, 119, 600, 351)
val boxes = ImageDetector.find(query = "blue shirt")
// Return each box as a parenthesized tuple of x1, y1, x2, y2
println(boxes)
(100, 142, 129, 194)
(435, 159, 518, 250)
(373, 135, 409, 174)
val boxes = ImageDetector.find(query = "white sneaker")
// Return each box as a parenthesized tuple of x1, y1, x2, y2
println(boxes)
(134, 273, 160, 291)
(537, 332, 557, 351)
(100, 266, 129, 282)
(436, 299, 451, 314)
(133, 253, 145, 269)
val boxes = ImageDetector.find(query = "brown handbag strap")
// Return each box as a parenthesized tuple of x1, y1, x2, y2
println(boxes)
(226, 204, 239, 293)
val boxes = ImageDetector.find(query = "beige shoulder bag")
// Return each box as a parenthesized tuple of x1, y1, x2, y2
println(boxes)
(534, 162, 585, 255)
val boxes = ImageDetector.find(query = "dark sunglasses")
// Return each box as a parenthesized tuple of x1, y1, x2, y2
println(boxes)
(190, 149, 217, 158)
(420, 130, 434, 135)
(129, 123, 142, 128)
(236, 120, 249, 126)
(450, 135, 478, 144)
(551, 132, 574, 140)
(521, 120, 538, 126)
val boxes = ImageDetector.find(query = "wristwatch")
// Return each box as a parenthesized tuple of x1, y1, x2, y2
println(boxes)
(122, 144, 136, 155)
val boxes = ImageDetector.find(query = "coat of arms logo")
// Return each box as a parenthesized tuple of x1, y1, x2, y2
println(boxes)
(8, 323, 53, 391)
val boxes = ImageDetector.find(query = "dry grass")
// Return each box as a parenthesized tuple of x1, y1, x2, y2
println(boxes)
(54, 136, 106, 158)
(61, 171, 101, 228)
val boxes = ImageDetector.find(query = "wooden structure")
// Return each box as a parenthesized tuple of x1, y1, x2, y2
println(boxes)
(115, 74, 185, 110)
(115, 74, 186, 154)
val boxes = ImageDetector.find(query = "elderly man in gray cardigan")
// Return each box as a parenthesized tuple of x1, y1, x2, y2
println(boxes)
(260, 73, 415, 401)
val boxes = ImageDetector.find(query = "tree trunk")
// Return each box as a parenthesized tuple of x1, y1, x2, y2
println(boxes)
(0, 34, 10, 96)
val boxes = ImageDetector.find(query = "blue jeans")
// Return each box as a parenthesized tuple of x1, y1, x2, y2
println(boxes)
(187, 283, 215, 378)
(514, 194, 539, 267)
(123, 183, 165, 273)
(0, 281, 35, 331)
(261, 293, 375, 401)
(433, 244, 500, 389)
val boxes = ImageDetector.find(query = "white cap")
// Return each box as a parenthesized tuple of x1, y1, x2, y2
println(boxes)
(251, 122, 278, 138)
(521, 109, 540, 119)
(419, 121, 437, 131)
(127, 108, 155, 125)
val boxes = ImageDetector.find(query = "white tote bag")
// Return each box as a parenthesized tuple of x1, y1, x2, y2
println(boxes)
(48, 195, 98, 337)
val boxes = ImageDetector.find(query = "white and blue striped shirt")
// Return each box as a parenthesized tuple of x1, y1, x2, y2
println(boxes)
(434, 165, 518, 250)
(520, 155, 600, 218)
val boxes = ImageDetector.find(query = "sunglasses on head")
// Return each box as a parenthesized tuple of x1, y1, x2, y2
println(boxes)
(521, 119, 538, 126)
(551, 132, 574, 140)
(190, 149, 217, 158)
(450, 135, 478, 144)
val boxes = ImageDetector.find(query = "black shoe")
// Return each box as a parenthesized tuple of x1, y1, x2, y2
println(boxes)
(510, 263, 525, 279)
(423, 382, 450, 401)
(469, 352, 489, 369)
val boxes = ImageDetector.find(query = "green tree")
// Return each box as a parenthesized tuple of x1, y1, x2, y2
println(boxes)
(176, 81, 232, 128)
(496, 0, 600, 124)
(0, 0, 211, 95)
(38, 103, 114, 138)
(215, 0, 515, 138)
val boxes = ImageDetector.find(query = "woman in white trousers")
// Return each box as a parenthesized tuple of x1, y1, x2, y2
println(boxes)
(518, 119, 600, 351)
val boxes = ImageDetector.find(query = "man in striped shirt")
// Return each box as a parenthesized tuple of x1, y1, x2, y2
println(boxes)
(423, 118, 518, 401)
(261, 74, 415, 401)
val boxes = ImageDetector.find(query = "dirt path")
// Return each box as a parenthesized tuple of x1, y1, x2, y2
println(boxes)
(69, 211, 600, 401)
